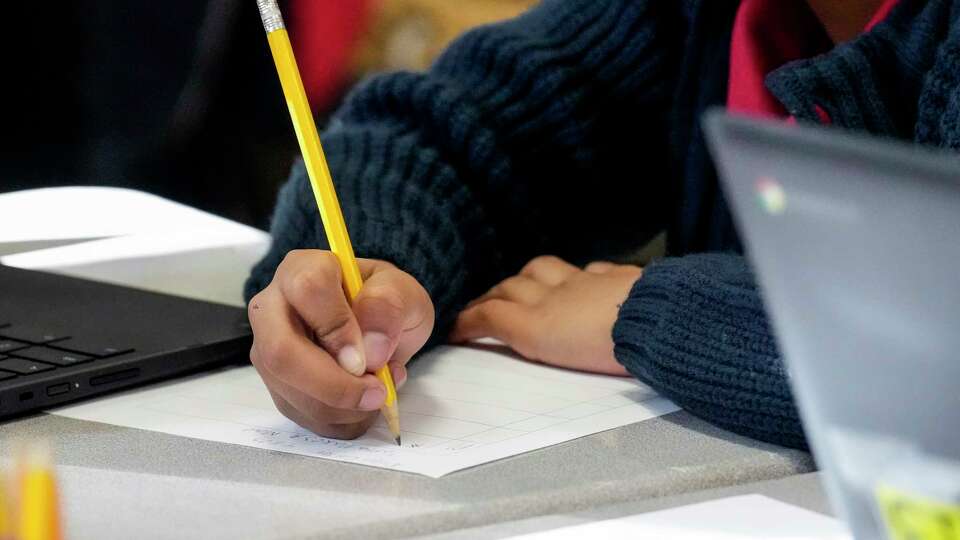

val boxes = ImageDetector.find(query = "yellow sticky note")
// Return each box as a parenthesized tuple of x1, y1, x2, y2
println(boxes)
(877, 485, 960, 540)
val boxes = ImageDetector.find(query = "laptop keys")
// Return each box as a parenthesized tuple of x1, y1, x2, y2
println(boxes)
(0, 325, 135, 379)
(12, 347, 94, 367)
(0, 327, 69, 345)
(49, 339, 133, 358)
(0, 358, 55, 375)
(0, 339, 30, 353)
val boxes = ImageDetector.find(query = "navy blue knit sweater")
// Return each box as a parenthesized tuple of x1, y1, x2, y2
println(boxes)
(246, 0, 960, 449)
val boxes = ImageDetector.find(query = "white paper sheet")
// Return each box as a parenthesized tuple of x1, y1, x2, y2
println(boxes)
(0, 187, 269, 306)
(0, 186, 261, 243)
(51, 345, 678, 478)
(504, 495, 852, 540)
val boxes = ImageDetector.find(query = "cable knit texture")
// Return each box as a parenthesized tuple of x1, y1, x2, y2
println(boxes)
(613, 254, 803, 447)
(247, 0, 960, 449)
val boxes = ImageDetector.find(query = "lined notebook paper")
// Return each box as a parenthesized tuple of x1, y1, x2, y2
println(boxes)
(51, 345, 678, 477)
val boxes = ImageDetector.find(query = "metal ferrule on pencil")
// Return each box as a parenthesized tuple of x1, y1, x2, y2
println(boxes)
(256, 0, 285, 33)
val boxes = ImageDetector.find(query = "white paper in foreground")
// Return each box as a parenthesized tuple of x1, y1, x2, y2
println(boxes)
(505, 495, 851, 540)
(51, 345, 678, 477)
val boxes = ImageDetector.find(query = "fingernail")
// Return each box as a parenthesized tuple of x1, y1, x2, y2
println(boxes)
(337, 345, 366, 376)
(393, 365, 408, 389)
(359, 386, 386, 411)
(363, 332, 393, 371)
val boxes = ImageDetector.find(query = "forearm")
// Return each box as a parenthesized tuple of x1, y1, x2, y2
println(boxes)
(612, 253, 807, 448)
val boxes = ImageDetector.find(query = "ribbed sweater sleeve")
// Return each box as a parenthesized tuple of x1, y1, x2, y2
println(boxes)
(612, 253, 806, 449)
(244, 0, 685, 336)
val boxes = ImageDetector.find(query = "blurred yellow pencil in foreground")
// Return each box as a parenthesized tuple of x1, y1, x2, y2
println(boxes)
(255, 0, 401, 444)
(16, 444, 62, 540)
(0, 469, 12, 540)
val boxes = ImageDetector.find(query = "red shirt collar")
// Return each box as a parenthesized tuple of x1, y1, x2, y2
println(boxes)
(727, 0, 901, 120)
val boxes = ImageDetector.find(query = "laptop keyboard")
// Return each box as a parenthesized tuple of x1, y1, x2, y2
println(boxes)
(0, 324, 134, 382)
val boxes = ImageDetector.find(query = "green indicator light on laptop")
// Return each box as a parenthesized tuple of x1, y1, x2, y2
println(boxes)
(755, 177, 786, 215)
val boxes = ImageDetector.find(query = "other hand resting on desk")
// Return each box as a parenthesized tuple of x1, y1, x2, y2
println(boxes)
(451, 255, 639, 376)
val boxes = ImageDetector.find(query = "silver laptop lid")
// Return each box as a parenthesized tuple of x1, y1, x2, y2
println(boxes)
(704, 111, 960, 540)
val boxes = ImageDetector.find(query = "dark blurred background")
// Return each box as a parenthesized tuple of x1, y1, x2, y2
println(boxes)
(2, 0, 535, 229)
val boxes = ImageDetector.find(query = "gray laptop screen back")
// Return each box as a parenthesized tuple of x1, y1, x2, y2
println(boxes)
(705, 112, 960, 539)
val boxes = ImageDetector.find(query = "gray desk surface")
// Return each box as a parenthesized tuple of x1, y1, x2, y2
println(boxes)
(1, 238, 815, 540)
(419, 472, 831, 540)
(2, 411, 813, 540)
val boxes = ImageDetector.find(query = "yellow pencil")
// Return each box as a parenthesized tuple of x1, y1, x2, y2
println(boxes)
(16, 444, 62, 540)
(0, 465, 12, 540)
(256, 0, 401, 445)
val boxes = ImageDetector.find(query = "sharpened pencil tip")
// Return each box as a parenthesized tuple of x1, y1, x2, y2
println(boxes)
(395, 436, 402, 446)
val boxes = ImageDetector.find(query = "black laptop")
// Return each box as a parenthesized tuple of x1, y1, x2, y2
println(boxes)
(0, 265, 252, 418)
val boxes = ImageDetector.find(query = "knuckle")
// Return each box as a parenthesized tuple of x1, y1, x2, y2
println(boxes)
(283, 253, 342, 299)
(523, 255, 555, 273)
(279, 249, 309, 271)
(289, 270, 328, 300)
(257, 339, 291, 375)
(280, 249, 302, 266)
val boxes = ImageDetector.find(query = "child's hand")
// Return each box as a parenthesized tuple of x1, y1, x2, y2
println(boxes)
(451, 256, 641, 375)
(247, 251, 434, 439)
